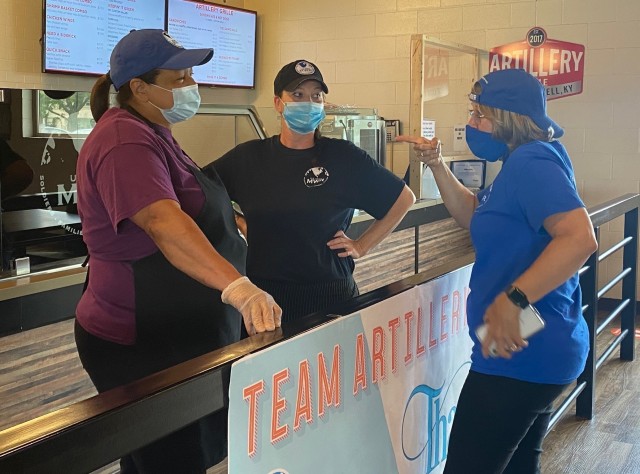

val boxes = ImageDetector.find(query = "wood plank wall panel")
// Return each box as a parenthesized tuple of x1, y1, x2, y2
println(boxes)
(354, 217, 474, 294)
(353, 227, 416, 294)
(418, 219, 474, 273)
(1, 219, 468, 433)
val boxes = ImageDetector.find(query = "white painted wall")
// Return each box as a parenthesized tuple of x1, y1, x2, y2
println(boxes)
(245, 0, 640, 298)
(2, 0, 638, 296)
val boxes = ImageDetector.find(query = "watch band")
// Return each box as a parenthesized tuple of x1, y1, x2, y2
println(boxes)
(505, 285, 529, 309)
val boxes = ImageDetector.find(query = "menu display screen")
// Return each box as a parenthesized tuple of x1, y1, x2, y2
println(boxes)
(43, 0, 166, 76)
(167, 0, 257, 88)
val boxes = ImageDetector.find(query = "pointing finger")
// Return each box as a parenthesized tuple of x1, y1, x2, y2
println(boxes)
(395, 135, 427, 145)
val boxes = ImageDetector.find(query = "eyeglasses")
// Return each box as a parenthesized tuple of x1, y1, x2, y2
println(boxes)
(468, 109, 486, 121)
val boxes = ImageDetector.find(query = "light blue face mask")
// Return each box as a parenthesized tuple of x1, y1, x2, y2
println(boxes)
(282, 101, 326, 135)
(150, 84, 201, 124)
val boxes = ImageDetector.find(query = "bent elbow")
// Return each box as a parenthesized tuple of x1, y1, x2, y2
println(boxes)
(403, 185, 417, 207)
(586, 235, 598, 258)
(580, 230, 598, 261)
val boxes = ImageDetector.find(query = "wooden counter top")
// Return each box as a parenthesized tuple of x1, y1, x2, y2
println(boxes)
(0, 198, 445, 303)
(351, 197, 443, 223)
(0, 264, 86, 302)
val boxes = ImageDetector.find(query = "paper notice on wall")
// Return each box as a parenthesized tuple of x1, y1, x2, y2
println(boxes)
(453, 124, 466, 152)
(422, 119, 436, 139)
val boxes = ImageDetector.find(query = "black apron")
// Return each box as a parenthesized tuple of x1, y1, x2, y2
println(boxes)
(132, 165, 246, 364)
(129, 165, 246, 470)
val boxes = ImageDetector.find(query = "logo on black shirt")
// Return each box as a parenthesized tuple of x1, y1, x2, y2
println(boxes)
(303, 167, 329, 187)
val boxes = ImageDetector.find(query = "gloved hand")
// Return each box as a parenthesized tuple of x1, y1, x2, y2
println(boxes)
(221, 276, 282, 335)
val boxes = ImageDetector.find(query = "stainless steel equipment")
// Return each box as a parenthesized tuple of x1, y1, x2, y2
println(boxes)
(320, 106, 386, 167)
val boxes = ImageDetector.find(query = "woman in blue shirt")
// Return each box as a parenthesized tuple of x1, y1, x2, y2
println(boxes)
(398, 68, 598, 474)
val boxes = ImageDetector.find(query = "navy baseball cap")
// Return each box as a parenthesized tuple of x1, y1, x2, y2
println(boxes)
(109, 29, 213, 90)
(469, 68, 563, 138)
(274, 60, 328, 95)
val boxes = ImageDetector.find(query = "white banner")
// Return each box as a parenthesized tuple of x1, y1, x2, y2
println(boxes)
(228, 265, 473, 473)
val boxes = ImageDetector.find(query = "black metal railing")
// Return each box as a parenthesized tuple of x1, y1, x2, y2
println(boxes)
(1, 194, 637, 471)
(0, 254, 471, 474)
(547, 193, 638, 433)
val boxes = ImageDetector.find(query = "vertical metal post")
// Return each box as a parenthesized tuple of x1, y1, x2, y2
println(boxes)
(576, 227, 599, 419)
(0, 211, 3, 271)
(408, 35, 424, 200)
(621, 208, 638, 361)
(414, 226, 420, 274)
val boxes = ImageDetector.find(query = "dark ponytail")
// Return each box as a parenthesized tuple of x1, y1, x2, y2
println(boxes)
(90, 73, 112, 122)
(90, 69, 161, 123)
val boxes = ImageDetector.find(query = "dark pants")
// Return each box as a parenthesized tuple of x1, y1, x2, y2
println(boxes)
(251, 276, 359, 323)
(74, 321, 227, 474)
(443, 370, 568, 474)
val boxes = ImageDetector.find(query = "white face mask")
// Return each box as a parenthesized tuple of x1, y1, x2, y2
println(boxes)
(149, 84, 201, 124)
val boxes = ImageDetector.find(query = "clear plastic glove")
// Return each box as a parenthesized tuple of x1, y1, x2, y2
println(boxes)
(221, 276, 282, 335)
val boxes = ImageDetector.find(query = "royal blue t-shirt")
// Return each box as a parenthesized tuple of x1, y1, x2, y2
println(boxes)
(467, 140, 589, 384)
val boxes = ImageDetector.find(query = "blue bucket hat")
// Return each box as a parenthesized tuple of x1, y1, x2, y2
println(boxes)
(109, 29, 213, 90)
(469, 68, 563, 138)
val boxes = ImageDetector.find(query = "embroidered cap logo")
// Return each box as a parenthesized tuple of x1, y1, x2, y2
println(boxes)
(161, 32, 184, 49)
(295, 61, 315, 75)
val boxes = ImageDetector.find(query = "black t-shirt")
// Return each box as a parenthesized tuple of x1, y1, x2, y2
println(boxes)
(210, 135, 405, 282)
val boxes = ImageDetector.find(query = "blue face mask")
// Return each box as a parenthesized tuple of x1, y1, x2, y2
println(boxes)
(150, 84, 201, 124)
(282, 101, 326, 135)
(465, 125, 509, 162)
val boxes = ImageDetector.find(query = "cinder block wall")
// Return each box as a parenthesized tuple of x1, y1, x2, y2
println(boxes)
(246, 0, 640, 298)
(2, 0, 638, 297)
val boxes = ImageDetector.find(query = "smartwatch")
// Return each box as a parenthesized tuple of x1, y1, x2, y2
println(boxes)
(505, 285, 529, 309)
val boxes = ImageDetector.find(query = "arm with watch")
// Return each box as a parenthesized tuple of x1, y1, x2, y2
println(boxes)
(476, 286, 545, 357)
(479, 207, 598, 359)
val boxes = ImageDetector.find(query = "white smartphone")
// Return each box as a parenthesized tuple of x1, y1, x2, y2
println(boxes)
(475, 304, 546, 357)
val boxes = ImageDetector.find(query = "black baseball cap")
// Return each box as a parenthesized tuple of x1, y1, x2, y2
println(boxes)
(274, 60, 329, 95)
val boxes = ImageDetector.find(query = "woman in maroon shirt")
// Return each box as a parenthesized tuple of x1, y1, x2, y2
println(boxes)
(75, 29, 281, 473)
